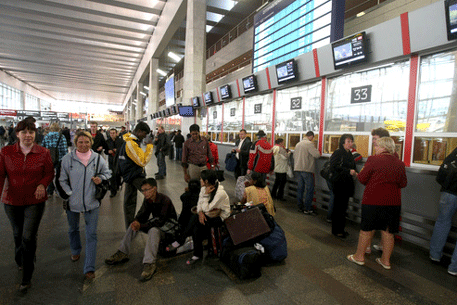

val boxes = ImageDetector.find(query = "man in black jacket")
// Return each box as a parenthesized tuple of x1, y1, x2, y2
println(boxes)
(153, 126, 168, 180)
(173, 129, 185, 162)
(232, 129, 251, 179)
(104, 178, 177, 281)
(89, 121, 107, 154)
(105, 128, 124, 197)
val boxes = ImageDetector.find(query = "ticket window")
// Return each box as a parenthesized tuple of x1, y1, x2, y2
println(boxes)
(413, 137, 457, 165)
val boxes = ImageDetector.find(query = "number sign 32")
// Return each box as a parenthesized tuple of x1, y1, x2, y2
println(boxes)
(350, 85, 372, 104)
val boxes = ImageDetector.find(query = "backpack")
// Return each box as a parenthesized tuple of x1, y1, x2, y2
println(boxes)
(436, 148, 457, 193)
(225, 153, 237, 172)
(320, 160, 331, 180)
(49, 133, 63, 166)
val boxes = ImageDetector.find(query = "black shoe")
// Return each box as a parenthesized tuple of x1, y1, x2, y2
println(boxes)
(19, 283, 31, 293)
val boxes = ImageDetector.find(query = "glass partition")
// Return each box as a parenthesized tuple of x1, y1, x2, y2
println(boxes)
(208, 105, 222, 142)
(245, 93, 273, 137)
(413, 50, 457, 166)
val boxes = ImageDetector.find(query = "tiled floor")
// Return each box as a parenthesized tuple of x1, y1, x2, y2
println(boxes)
(1, 157, 456, 304)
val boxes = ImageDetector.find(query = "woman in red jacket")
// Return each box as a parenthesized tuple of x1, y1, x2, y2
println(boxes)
(206, 136, 219, 169)
(0, 119, 54, 292)
(347, 137, 407, 270)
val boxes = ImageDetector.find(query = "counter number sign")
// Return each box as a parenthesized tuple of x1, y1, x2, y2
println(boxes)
(213, 111, 217, 119)
(230, 108, 236, 116)
(290, 97, 302, 110)
(254, 104, 262, 114)
(351, 85, 372, 104)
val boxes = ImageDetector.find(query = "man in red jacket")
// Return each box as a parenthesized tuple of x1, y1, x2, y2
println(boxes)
(247, 130, 273, 180)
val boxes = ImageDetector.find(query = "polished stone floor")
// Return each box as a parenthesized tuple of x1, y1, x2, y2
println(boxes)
(0, 158, 456, 305)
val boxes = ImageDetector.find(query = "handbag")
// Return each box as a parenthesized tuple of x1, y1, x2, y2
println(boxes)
(94, 154, 110, 202)
(215, 166, 225, 182)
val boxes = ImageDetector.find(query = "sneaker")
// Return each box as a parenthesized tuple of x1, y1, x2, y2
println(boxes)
(140, 263, 156, 281)
(105, 250, 129, 265)
(372, 244, 383, 251)
(326, 219, 332, 223)
(448, 270, 457, 276)
(429, 256, 440, 263)
(304, 210, 316, 215)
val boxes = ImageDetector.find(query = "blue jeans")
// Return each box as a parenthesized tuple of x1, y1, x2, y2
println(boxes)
(66, 208, 99, 274)
(176, 147, 182, 162)
(430, 192, 457, 272)
(157, 151, 166, 176)
(4, 202, 45, 284)
(296, 171, 315, 211)
(326, 180, 335, 220)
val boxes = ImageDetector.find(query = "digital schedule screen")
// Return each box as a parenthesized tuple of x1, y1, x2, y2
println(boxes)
(242, 75, 258, 93)
(276, 59, 298, 83)
(446, 0, 457, 40)
(220, 85, 232, 99)
(332, 32, 367, 69)
(179, 106, 195, 117)
(253, 0, 344, 73)
(204, 91, 213, 106)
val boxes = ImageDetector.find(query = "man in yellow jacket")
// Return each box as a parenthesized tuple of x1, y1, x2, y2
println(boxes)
(118, 122, 154, 228)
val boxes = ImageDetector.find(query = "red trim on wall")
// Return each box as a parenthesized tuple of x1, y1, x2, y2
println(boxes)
(266, 67, 272, 89)
(400, 13, 411, 55)
(242, 97, 245, 129)
(271, 89, 276, 145)
(318, 77, 326, 154)
(216, 89, 221, 103)
(313, 49, 320, 77)
(236, 79, 241, 97)
(206, 104, 209, 133)
(403, 54, 419, 167)
(202, 93, 205, 107)
(221, 103, 224, 142)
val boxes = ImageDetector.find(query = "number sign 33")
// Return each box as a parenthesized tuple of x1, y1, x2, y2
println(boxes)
(350, 85, 372, 104)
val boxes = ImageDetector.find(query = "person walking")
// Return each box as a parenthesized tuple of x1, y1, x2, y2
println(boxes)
(118, 122, 154, 228)
(59, 131, 111, 281)
(293, 131, 321, 214)
(0, 118, 54, 292)
(154, 126, 168, 180)
(173, 129, 185, 162)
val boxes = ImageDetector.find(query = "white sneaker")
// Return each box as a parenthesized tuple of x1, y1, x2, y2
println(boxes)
(448, 270, 457, 276)
(372, 244, 383, 251)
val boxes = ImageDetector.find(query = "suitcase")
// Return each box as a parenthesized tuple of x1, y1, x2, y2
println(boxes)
(224, 207, 271, 245)
(221, 245, 262, 280)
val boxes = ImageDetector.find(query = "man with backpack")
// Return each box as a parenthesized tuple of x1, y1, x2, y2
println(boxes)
(430, 146, 457, 276)
(41, 122, 68, 195)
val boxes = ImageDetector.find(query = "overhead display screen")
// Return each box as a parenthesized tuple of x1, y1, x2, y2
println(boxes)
(253, 0, 344, 73)
(445, 0, 457, 40)
(332, 32, 367, 69)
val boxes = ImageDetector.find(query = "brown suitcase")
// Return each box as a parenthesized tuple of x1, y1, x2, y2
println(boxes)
(224, 207, 271, 245)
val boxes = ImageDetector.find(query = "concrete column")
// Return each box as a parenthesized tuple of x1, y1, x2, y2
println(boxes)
(20, 91, 26, 110)
(149, 58, 159, 128)
(136, 83, 143, 122)
(181, 0, 206, 133)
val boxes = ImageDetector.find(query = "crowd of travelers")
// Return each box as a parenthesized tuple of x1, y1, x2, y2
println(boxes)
(1, 116, 456, 295)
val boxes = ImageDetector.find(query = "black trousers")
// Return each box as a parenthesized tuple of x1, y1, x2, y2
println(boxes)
(123, 177, 144, 228)
(272, 172, 287, 199)
(192, 216, 223, 258)
(331, 182, 353, 235)
(4, 202, 45, 284)
(234, 159, 247, 180)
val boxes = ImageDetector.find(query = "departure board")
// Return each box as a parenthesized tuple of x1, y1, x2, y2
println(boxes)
(253, 0, 344, 73)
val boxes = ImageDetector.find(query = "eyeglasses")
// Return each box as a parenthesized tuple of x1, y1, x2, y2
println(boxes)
(141, 187, 154, 193)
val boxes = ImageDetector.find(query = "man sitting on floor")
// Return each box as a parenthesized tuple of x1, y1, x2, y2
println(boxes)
(104, 178, 177, 281)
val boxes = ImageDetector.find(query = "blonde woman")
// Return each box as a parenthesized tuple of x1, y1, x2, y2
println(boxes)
(347, 137, 407, 269)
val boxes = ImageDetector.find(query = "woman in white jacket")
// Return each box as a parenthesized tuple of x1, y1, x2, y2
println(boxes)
(187, 170, 230, 265)
(59, 131, 111, 280)
(271, 138, 291, 201)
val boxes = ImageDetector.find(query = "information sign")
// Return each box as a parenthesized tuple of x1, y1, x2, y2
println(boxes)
(350, 85, 372, 104)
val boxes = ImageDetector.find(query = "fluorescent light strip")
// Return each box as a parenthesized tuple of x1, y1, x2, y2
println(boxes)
(168, 51, 182, 62)
(157, 69, 167, 76)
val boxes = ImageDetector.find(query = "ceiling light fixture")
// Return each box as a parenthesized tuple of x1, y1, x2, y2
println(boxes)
(144, 86, 149, 91)
(168, 52, 182, 62)
(140, 91, 147, 96)
(356, 11, 365, 17)
(157, 69, 167, 76)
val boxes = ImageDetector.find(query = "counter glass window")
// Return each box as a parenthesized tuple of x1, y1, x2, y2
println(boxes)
(207, 104, 222, 142)
(223, 99, 243, 144)
(200, 107, 208, 133)
(244, 93, 273, 134)
(276, 82, 321, 133)
(25, 94, 39, 111)
(326, 61, 410, 132)
(0, 82, 21, 110)
(413, 50, 457, 165)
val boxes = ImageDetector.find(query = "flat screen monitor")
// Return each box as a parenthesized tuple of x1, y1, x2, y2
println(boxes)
(332, 32, 368, 70)
(179, 106, 195, 117)
(275, 59, 298, 83)
(204, 91, 213, 106)
(446, 0, 457, 40)
(242, 75, 258, 93)
(192, 96, 200, 107)
(220, 84, 232, 99)
(166, 108, 171, 116)
(165, 76, 175, 107)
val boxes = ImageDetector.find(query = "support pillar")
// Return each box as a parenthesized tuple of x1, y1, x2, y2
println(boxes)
(136, 83, 143, 122)
(149, 58, 159, 129)
(181, 0, 206, 134)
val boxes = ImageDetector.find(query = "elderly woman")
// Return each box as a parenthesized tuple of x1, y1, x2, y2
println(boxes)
(242, 171, 275, 216)
(347, 137, 407, 269)
(0, 119, 54, 292)
(187, 170, 230, 265)
(59, 131, 111, 280)
(329, 134, 358, 238)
